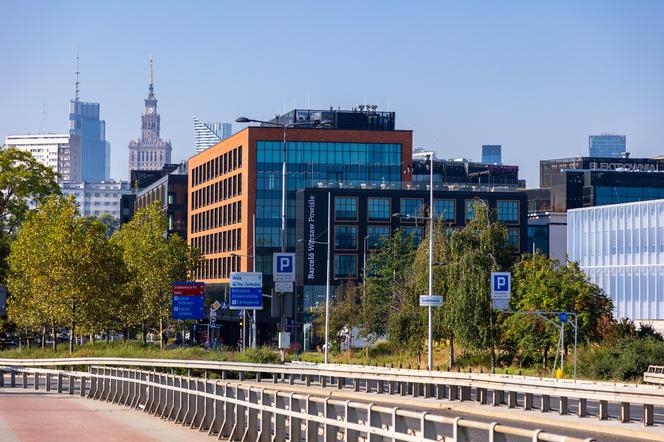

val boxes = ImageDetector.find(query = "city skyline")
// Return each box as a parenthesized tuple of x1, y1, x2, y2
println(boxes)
(1, 1, 664, 187)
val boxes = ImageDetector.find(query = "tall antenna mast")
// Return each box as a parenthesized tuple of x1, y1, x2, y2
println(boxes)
(149, 56, 154, 93)
(75, 48, 80, 101)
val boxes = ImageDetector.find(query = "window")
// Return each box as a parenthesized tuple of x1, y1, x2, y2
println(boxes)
(400, 198, 424, 220)
(367, 226, 390, 249)
(334, 254, 357, 278)
(167, 192, 176, 205)
(335, 225, 357, 249)
(335, 197, 357, 221)
(401, 226, 424, 245)
(465, 199, 487, 221)
(508, 228, 520, 249)
(497, 200, 519, 223)
(368, 198, 390, 221)
(433, 199, 455, 222)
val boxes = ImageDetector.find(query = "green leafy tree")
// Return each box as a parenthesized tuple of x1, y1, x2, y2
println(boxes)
(313, 282, 360, 351)
(505, 252, 614, 368)
(7, 195, 121, 353)
(112, 202, 199, 349)
(0, 147, 59, 283)
(444, 201, 513, 371)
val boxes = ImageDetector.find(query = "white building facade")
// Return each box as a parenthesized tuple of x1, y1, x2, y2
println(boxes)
(4, 133, 81, 182)
(61, 180, 131, 219)
(568, 200, 664, 326)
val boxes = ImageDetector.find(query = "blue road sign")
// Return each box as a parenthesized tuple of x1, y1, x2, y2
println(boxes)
(273, 252, 295, 282)
(172, 294, 205, 320)
(229, 272, 263, 309)
(491, 272, 511, 295)
(559, 312, 569, 323)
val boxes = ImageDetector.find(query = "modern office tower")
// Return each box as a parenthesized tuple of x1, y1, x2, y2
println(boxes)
(589, 134, 626, 158)
(60, 180, 131, 219)
(69, 54, 110, 181)
(481, 144, 502, 164)
(568, 200, 664, 328)
(4, 133, 81, 182)
(128, 59, 172, 176)
(194, 116, 231, 153)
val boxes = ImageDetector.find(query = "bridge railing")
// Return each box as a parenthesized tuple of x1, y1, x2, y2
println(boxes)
(0, 357, 660, 425)
(0, 366, 592, 442)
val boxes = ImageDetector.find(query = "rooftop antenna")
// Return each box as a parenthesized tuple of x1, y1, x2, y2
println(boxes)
(74, 47, 80, 101)
(148, 56, 154, 94)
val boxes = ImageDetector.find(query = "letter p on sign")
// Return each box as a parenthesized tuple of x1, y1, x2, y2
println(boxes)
(491, 272, 511, 296)
(273, 252, 295, 282)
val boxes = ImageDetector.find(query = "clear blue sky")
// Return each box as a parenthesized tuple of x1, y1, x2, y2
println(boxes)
(1, 0, 663, 186)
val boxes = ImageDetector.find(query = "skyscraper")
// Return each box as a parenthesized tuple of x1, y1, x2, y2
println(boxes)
(69, 54, 111, 181)
(481, 144, 501, 164)
(589, 134, 626, 158)
(128, 58, 172, 175)
(193, 116, 231, 153)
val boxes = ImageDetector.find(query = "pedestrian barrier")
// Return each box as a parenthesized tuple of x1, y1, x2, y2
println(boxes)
(644, 366, 664, 385)
(0, 366, 592, 442)
(0, 357, 661, 426)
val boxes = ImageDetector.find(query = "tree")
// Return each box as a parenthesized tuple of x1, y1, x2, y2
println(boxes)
(0, 147, 59, 283)
(505, 252, 614, 368)
(362, 230, 416, 347)
(7, 195, 122, 353)
(111, 202, 199, 349)
(444, 201, 513, 371)
(93, 214, 121, 238)
(313, 282, 360, 351)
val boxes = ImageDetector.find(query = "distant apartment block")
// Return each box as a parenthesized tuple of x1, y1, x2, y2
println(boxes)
(589, 134, 626, 158)
(194, 116, 231, 153)
(481, 144, 502, 164)
(4, 133, 81, 183)
(61, 180, 131, 219)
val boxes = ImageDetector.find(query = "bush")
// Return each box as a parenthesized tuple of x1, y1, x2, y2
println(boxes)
(369, 341, 394, 357)
(580, 337, 664, 381)
(235, 347, 280, 364)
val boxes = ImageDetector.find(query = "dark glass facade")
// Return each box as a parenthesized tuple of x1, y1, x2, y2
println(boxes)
(481, 144, 502, 164)
(69, 100, 110, 181)
(589, 135, 626, 158)
(412, 159, 519, 187)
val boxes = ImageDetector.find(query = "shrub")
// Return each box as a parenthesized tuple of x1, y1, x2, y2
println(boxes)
(235, 347, 280, 364)
(580, 337, 664, 381)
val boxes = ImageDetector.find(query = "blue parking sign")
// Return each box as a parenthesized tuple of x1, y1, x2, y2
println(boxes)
(491, 272, 511, 296)
(273, 252, 295, 282)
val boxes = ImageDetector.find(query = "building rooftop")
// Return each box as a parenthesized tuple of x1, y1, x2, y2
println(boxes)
(264, 107, 396, 131)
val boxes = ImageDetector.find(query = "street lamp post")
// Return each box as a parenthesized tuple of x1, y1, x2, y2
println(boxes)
(236, 116, 331, 335)
(413, 151, 435, 371)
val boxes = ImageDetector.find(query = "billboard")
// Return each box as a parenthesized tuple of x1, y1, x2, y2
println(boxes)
(172, 282, 205, 320)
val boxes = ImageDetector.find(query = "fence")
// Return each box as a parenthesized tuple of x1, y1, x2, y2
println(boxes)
(0, 365, 592, 442)
(0, 357, 661, 425)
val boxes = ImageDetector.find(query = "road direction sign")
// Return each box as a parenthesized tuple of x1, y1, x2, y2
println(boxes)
(172, 282, 205, 320)
(419, 295, 444, 307)
(273, 253, 295, 282)
(229, 272, 263, 309)
(559, 312, 569, 323)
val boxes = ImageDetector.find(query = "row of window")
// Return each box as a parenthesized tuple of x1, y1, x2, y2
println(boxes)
(192, 145, 243, 187)
(191, 201, 242, 233)
(191, 228, 242, 256)
(191, 173, 242, 210)
(195, 255, 241, 280)
(256, 141, 402, 166)
(333, 197, 520, 223)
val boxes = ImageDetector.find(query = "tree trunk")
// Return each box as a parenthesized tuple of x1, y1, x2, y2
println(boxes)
(51, 323, 57, 351)
(449, 333, 455, 369)
(106, 330, 110, 343)
(159, 317, 164, 350)
(543, 345, 548, 369)
(142, 323, 147, 346)
(69, 320, 75, 354)
(41, 325, 46, 349)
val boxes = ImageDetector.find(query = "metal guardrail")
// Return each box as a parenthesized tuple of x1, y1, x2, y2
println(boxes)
(0, 366, 592, 442)
(644, 365, 664, 385)
(0, 357, 660, 425)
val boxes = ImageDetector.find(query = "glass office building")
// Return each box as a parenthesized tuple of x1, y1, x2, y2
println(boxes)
(481, 144, 502, 164)
(589, 134, 626, 158)
(568, 200, 664, 323)
(69, 100, 110, 181)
